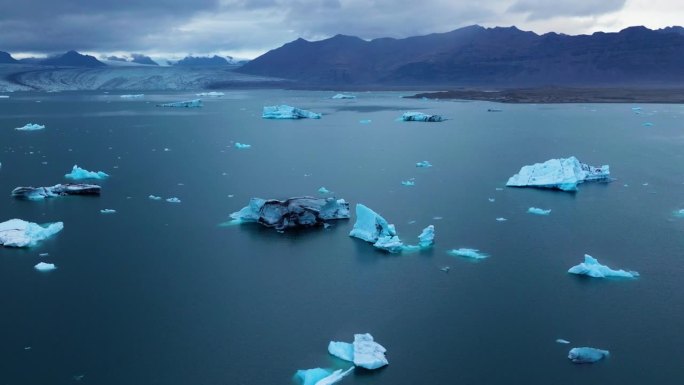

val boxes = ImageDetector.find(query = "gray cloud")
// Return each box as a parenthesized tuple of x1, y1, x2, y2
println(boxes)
(508, 0, 626, 20)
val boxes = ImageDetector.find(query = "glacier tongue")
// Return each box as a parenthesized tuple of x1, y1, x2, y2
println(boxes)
(506, 156, 609, 191)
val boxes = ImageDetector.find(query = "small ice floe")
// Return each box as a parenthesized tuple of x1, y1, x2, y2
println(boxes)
(34, 262, 56, 271)
(331, 93, 356, 99)
(294, 367, 353, 385)
(401, 180, 415, 186)
(0, 219, 64, 248)
(328, 333, 388, 370)
(496, 217, 507, 222)
(416, 160, 432, 168)
(39, 253, 49, 257)
(432, 216, 443, 220)
(448, 248, 488, 260)
(234, 142, 251, 149)
(495, 187, 504, 191)
(568, 254, 638, 278)
(196, 92, 224, 97)
(15, 123, 45, 131)
(568, 347, 610, 363)
(359, 119, 372, 124)
(157, 99, 203, 108)
(12, 184, 101, 200)
(400, 112, 445, 122)
(120, 94, 144, 98)
(230, 197, 350, 231)
(349, 203, 434, 253)
(642, 182, 649, 186)
(556, 339, 571, 344)
(148, 195, 162, 200)
(100, 209, 116, 214)
(440, 266, 451, 273)
(506, 156, 609, 191)
(65, 165, 109, 180)
(318, 187, 331, 194)
(163, 148, 171, 152)
(642, 122, 654, 127)
(488, 198, 495, 202)
(673, 209, 684, 217)
(262, 105, 321, 119)
(528, 207, 551, 215)
(166, 197, 181, 203)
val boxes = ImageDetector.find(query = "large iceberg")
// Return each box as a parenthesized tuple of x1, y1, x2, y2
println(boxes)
(349, 204, 433, 253)
(157, 99, 203, 108)
(568, 347, 610, 363)
(12, 184, 101, 200)
(506, 156, 609, 191)
(329, 333, 388, 370)
(230, 197, 349, 231)
(294, 367, 353, 385)
(0, 219, 64, 247)
(401, 112, 444, 122)
(65, 165, 109, 180)
(568, 254, 639, 278)
(15, 123, 45, 131)
(262, 105, 321, 119)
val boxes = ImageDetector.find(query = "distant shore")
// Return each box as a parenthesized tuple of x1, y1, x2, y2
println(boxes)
(405, 88, 684, 104)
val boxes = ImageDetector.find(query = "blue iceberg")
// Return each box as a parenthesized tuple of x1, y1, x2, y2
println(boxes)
(416, 161, 432, 168)
(262, 105, 321, 119)
(230, 197, 350, 231)
(568, 347, 610, 363)
(568, 254, 638, 278)
(12, 184, 101, 200)
(448, 248, 488, 260)
(418, 225, 435, 248)
(528, 207, 551, 215)
(401, 112, 444, 122)
(331, 94, 356, 99)
(234, 142, 251, 149)
(0, 219, 64, 248)
(328, 341, 354, 362)
(506, 157, 609, 191)
(328, 333, 388, 370)
(65, 165, 109, 180)
(294, 367, 353, 385)
(157, 99, 203, 108)
(15, 123, 45, 131)
(349, 204, 433, 253)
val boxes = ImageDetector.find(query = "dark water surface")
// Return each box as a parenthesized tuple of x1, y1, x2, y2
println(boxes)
(1, 91, 683, 384)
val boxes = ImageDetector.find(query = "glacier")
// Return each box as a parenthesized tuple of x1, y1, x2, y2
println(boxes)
(416, 161, 433, 168)
(349, 204, 434, 253)
(157, 99, 203, 108)
(331, 93, 356, 99)
(328, 333, 388, 370)
(568, 347, 610, 363)
(234, 142, 251, 149)
(230, 197, 350, 231)
(448, 248, 489, 260)
(34, 262, 56, 271)
(12, 184, 101, 200)
(65, 165, 109, 180)
(527, 207, 551, 215)
(0, 219, 64, 247)
(15, 123, 45, 131)
(294, 367, 353, 385)
(506, 156, 609, 191)
(568, 254, 639, 278)
(262, 105, 321, 119)
(401, 112, 445, 122)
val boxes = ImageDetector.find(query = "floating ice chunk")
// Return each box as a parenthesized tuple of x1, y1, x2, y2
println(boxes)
(673, 209, 684, 217)
(440, 266, 451, 273)
(568, 347, 610, 363)
(318, 187, 331, 194)
(401, 112, 444, 122)
(230, 197, 350, 230)
(349, 204, 432, 253)
(120, 94, 144, 98)
(262, 105, 321, 119)
(353, 333, 389, 370)
(416, 161, 432, 168)
(448, 248, 488, 260)
(488, 198, 495, 202)
(0, 95, 9, 99)
(328, 341, 354, 362)
(373, 235, 406, 253)
(196, 92, 224, 97)
(315, 367, 353, 385)
(0, 219, 64, 248)
(496, 217, 507, 222)
(556, 339, 571, 344)
(157, 99, 203, 108)
(528, 207, 551, 215)
(568, 254, 638, 278)
(234, 142, 251, 149)
(642, 122, 654, 127)
(359, 119, 372, 124)
(39, 253, 49, 257)
(65, 165, 109, 180)
(401, 180, 415, 186)
(294, 368, 330, 385)
(100, 209, 116, 214)
(166, 197, 181, 203)
(418, 225, 435, 248)
(34, 262, 56, 271)
(12, 184, 101, 200)
(506, 156, 610, 191)
(15, 123, 45, 131)
(331, 93, 356, 99)
(148, 195, 162, 200)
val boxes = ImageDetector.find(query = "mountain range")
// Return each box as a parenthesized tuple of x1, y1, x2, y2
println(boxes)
(237, 25, 684, 87)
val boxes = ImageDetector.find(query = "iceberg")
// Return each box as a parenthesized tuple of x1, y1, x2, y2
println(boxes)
(556, 339, 571, 344)
(196, 92, 224, 97)
(262, 105, 321, 119)
(328, 333, 388, 370)
(401, 112, 444, 122)
(416, 161, 432, 168)
(234, 142, 251, 149)
(568, 347, 610, 363)
(349, 204, 433, 253)
(100, 209, 116, 214)
(157, 99, 203, 108)
(448, 248, 489, 260)
(496, 217, 507, 222)
(166, 197, 181, 203)
(318, 187, 331, 194)
(65, 165, 109, 180)
(527, 207, 551, 215)
(34, 262, 56, 271)
(294, 367, 353, 385)
(506, 156, 610, 191)
(0, 95, 9, 99)
(12, 184, 101, 200)
(230, 197, 350, 231)
(148, 195, 162, 200)
(15, 123, 45, 131)
(568, 254, 639, 278)
(120, 94, 144, 98)
(418, 225, 435, 248)
(314, 367, 353, 385)
(331, 93, 356, 99)
(401, 180, 415, 186)
(0, 219, 64, 247)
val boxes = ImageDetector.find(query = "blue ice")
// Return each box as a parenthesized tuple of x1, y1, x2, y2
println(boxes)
(568, 347, 610, 363)
(318, 187, 331, 194)
(262, 105, 321, 119)
(294, 368, 331, 385)
(448, 248, 488, 260)
(15, 123, 45, 131)
(349, 204, 434, 253)
(0, 219, 64, 248)
(34, 262, 56, 271)
(65, 165, 109, 180)
(234, 142, 251, 149)
(401, 180, 415, 186)
(528, 207, 551, 215)
(568, 254, 638, 278)
(416, 161, 432, 168)
(328, 341, 354, 362)
(506, 156, 609, 191)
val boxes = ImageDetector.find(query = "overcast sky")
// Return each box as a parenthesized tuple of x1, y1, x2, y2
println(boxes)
(1, 0, 682, 60)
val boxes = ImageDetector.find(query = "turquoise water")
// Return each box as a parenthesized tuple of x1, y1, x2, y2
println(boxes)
(1, 91, 683, 384)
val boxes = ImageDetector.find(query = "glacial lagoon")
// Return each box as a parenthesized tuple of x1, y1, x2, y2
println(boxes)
(1, 90, 684, 384)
